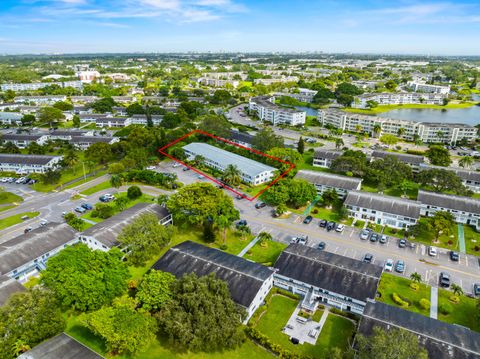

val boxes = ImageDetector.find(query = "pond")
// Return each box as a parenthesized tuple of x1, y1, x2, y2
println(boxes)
(294, 106, 318, 117)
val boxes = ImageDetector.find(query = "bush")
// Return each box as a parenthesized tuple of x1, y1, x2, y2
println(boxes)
(392, 293, 410, 307)
(449, 295, 460, 304)
(410, 283, 419, 291)
(244, 327, 304, 359)
(419, 298, 430, 310)
(127, 185, 142, 199)
(329, 307, 361, 321)
(91, 202, 115, 219)
(219, 244, 228, 250)
(312, 209, 318, 214)
(354, 220, 365, 228)
(439, 303, 452, 315)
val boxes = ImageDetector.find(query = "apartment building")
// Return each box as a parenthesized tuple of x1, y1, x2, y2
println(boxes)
(344, 190, 421, 229)
(183, 142, 276, 185)
(408, 81, 450, 94)
(352, 92, 447, 109)
(249, 96, 306, 126)
(1, 81, 83, 92)
(295, 170, 362, 199)
(0, 112, 23, 125)
(253, 76, 299, 85)
(275, 88, 318, 103)
(0, 154, 63, 174)
(312, 149, 343, 168)
(0, 134, 49, 148)
(14, 95, 67, 104)
(371, 151, 425, 173)
(197, 77, 239, 88)
(419, 164, 480, 193)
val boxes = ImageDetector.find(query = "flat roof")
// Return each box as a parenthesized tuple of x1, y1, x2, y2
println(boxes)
(418, 190, 480, 214)
(152, 241, 274, 308)
(344, 190, 422, 219)
(0, 154, 62, 165)
(295, 170, 362, 191)
(182, 142, 276, 178)
(359, 300, 480, 359)
(274, 244, 382, 303)
(251, 96, 306, 114)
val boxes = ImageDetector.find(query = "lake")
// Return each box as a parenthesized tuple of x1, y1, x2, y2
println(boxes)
(378, 95, 480, 126)
(294, 106, 318, 117)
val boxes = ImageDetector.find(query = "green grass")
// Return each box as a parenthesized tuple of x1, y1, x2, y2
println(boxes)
(297, 204, 353, 225)
(0, 211, 40, 230)
(23, 276, 40, 289)
(315, 314, 356, 357)
(383, 226, 406, 239)
(297, 152, 332, 172)
(361, 182, 419, 200)
(437, 289, 480, 332)
(352, 142, 369, 149)
(243, 240, 287, 266)
(344, 102, 477, 115)
(0, 191, 23, 204)
(80, 180, 112, 196)
(312, 309, 324, 322)
(0, 205, 16, 212)
(463, 225, 480, 256)
(411, 219, 459, 251)
(376, 273, 431, 317)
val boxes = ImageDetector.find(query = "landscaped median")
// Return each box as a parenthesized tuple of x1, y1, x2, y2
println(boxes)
(0, 211, 40, 230)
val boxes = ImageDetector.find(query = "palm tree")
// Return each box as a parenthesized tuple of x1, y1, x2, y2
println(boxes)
(410, 272, 422, 283)
(258, 231, 273, 247)
(413, 134, 422, 147)
(373, 124, 382, 138)
(12, 339, 31, 356)
(237, 224, 251, 241)
(459, 156, 474, 169)
(335, 138, 344, 150)
(397, 128, 406, 137)
(110, 174, 123, 189)
(436, 131, 444, 140)
(194, 155, 205, 167)
(222, 164, 242, 187)
(451, 283, 464, 297)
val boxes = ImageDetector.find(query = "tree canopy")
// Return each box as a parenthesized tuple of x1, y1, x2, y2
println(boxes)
(426, 145, 452, 166)
(262, 178, 316, 208)
(136, 270, 176, 312)
(416, 168, 467, 194)
(198, 114, 231, 138)
(252, 128, 284, 152)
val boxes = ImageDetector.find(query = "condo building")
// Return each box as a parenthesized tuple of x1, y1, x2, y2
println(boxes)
(249, 96, 306, 126)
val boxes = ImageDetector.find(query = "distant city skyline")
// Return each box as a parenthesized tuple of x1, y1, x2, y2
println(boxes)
(0, 0, 479, 55)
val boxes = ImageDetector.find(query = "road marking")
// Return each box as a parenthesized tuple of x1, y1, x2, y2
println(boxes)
(465, 256, 469, 267)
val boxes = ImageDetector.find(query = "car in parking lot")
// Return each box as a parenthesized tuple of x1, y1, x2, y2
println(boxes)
(360, 229, 370, 240)
(40, 220, 48, 226)
(395, 260, 406, 273)
(474, 284, 480, 296)
(398, 239, 407, 248)
(439, 272, 450, 288)
(74, 206, 86, 214)
(297, 236, 308, 245)
(379, 234, 388, 244)
(449, 251, 459, 261)
(318, 219, 327, 228)
(183, 166, 190, 171)
(326, 221, 336, 231)
(335, 224, 345, 232)
(197, 174, 205, 179)
(384, 259, 394, 272)
(303, 215, 313, 224)
(146, 166, 156, 170)
(15, 177, 26, 184)
(363, 253, 374, 263)
(99, 194, 115, 202)
(317, 241, 326, 250)
(428, 246, 438, 257)
(236, 194, 244, 200)
(24, 227, 33, 234)
(370, 233, 378, 242)
(255, 202, 266, 209)
(236, 219, 247, 227)
(81, 203, 93, 210)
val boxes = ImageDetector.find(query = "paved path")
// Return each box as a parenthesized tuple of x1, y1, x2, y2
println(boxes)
(317, 308, 329, 332)
(430, 286, 438, 319)
(303, 195, 321, 216)
(238, 235, 260, 257)
(458, 224, 466, 254)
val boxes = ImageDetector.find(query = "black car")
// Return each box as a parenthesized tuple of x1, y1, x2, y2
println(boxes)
(255, 202, 266, 209)
(450, 251, 459, 261)
(303, 215, 313, 224)
(370, 233, 379, 242)
(439, 272, 450, 288)
(474, 283, 480, 296)
(236, 194, 244, 200)
(318, 219, 327, 228)
(236, 219, 247, 227)
(182, 167, 190, 171)
(326, 221, 336, 231)
(318, 241, 326, 250)
(398, 239, 407, 248)
(363, 253, 374, 263)
(81, 203, 93, 210)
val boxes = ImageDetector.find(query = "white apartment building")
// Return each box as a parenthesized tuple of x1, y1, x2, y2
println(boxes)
(249, 96, 306, 126)
(0, 134, 50, 148)
(344, 190, 421, 229)
(295, 170, 362, 199)
(352, 92, 447, 109)
(0, 154, 63, 174)
(275, 88, 318, 103)
(408, 81, 450, 94)
(318, 109, 478, 144)
(197, 77, 239, 88)
(253, 76, 299, 85)
(418, 190, 480, 231)
(0, 112, 23, 125)
(14, 95, 67, 104)
(1, 81, 83, 92)
(312, 149, 343, 168)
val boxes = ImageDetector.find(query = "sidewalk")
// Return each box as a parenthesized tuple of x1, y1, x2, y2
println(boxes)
(238, 235, 260, 257)
(430, 286, 438, 319)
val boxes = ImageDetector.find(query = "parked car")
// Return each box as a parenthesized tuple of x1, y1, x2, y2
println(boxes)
(370, 233, 379, 242)
(296, 236, 308, 245)
(398, 239, 407, 248)
(363, 253, 374, 263)
(183, 166, 190, 171)
(318, 242, 326, 250)
(449, 251, 459, 261)
(15, 177, 26, 184)
(303, 215, 313, 224)
(146, 166, 156, 170)
(81, 203, 93, 210)
(236, 194, 244, 200)
(197, 174, 205, 179)
(74, 206, 86, 214)
(99, 194, 115, 202)
(255, 202, 266, 209)
(379, 234, 388, 244)
(326, 221, 336, 231)
(318, 219, 327, 228)
(236, 219, 247, 227)
(384, 259, 394, 272)
(439, 272, 450, 288)
(39, 220, 48, 226)
(21, 215, 29, 220)
(335, 224, 345, 233)
(474, 283, 480, 296)
(24, 227, 33, 234)
(27, 179, 36, 185)
(395, 260, 406, 273)
(360, 229, 370, 240)
(428, 246, 438, 257)
(172, 162, 181, 168)
(290, 237, 299, 244)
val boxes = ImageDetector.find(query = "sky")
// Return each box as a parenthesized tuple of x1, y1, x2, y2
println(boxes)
(0, 0, 479, 55)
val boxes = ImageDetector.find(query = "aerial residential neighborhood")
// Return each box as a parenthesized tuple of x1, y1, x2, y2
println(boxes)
(0, 1, 479, 359)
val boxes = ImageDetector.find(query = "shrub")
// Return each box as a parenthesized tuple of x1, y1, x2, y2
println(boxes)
(392, 293, 410, 307)
(419, 298, 430, 310)
(475, 246, 480, 252)
(449, 295, 460, 304)
(219, 244, 228, 250)
(439, 303, 452, 315)
(91, 202, 115, 219)
(329, 307, 361, 321)
(127, 185, 142, 199)
(244, 327, 303, 359)
(410, 283, 419, 291)
(312, 209, 318, 214)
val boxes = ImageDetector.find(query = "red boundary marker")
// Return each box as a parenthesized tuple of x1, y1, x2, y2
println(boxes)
(158, 129, 295, 201)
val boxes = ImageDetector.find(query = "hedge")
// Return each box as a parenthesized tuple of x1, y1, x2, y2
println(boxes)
(392, 293, 410, 308)
(439, 303, 452, 315)
(419, 298, 430, 310)
(329, 307, 361, 321)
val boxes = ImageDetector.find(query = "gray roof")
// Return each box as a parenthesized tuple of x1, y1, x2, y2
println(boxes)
(0, 274, 25, 306)
(0, 112, 22, 120)
(251, 96, 305, 114)
(371, 151, 424, 165)
(417, 190, 480, 214)
(344, 190, 421, 219)
(359, 300, 480, 359)
(50, 130, 88, 137)
(95, 117, 128, 123)
(152, 241, 274, 308)
(182, 142, 276, 178)
(313, 149, 343, 160)
(0, 154, 61, 166)
(18, 333, 103, 359)
(420, 165, 480, 182)
(0, 134, 43, 141)
(295, 170, 362, 191)
(81, 203, 170, 248)
(230, 130, 254, 144)
(71, 136, 114, 144)
(79, 114, 105, 119)
(0, 223, 78, 275)
(274, 244, 382, 303)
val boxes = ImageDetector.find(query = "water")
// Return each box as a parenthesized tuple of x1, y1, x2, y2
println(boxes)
(294, 106, 318, 117)
(378, 95, 480, 126)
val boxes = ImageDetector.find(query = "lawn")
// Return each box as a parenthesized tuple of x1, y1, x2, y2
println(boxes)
(298, 204, 353, 225)
(463, 225, 480, 256)
(0, 191, 23, 204)
(344, 102, 477, 115)
(0, 211, 40, 230)
(243, 240, 286, 266)
(315, 314, 356, 358)
(297, 152, 331, 172)
(437, 288, 480, 332)
(361, 182, 419, 200)
(411, 219, 459, 252)
(376, 273, 431, 317)
(80, 180, 112, 196)
(0, 205, 16, 213)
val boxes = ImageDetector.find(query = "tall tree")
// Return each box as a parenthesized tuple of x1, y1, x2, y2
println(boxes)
(297, 136, 305, 154)
(85, 142, 113, 165)
(37, 106, 65, 126)
(198, 114, 231, 138)
(459, 156, 474, 169)
(252, 128, 284, 152)
(426, 211, 456, 243)
(416, 168, 466, 194)
(136, 270, 176, 312)
(426, 145, 451, 166)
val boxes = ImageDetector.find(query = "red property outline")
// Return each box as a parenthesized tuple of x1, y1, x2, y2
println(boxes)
(158, 129, 295, 201)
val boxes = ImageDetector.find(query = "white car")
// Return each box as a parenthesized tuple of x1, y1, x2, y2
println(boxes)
(146, 166, 156, 170)
(15, 177, 26, 184)
(172, 162, 181, 168)
(384, 259, 394, 272)
(335, 224, 345, 233)
(39, 220, 48, 226)
(428, 246, 438, 257)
